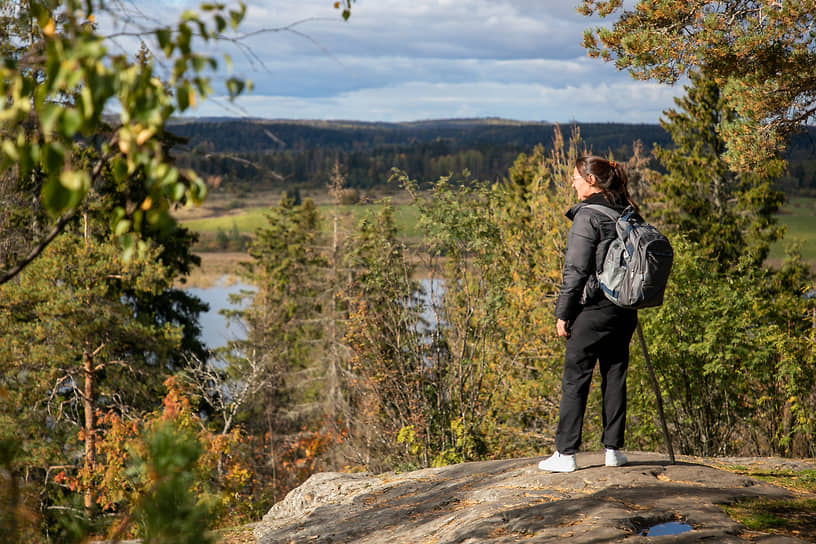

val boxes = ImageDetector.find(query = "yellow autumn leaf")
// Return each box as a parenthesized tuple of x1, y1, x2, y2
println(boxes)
(136, 127, 155, 145)
(43, 18, 56, 37)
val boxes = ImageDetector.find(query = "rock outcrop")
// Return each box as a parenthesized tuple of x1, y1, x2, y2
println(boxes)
(254, 452, 814, 543)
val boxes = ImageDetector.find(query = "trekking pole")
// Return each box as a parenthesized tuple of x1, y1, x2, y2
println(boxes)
(636, 320, 675, 465)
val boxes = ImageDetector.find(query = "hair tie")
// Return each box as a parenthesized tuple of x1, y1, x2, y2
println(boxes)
(609, 161, 617, 168)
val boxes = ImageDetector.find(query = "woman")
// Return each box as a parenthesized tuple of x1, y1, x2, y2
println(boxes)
(538, 155, 639, 473)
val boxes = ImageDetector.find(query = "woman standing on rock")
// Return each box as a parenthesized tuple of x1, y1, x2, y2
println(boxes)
(538, 155, 638, 473)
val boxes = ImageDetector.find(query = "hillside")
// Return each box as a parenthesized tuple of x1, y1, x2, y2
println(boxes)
(166, 118, 670, 191)
(166, 118, 816, 194)
(166, 118, 671, 153)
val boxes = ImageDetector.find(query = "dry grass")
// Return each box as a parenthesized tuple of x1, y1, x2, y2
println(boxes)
(212, 523, 258, 544)
(724, 498, 816, 541)
(179, 251, 250, 288)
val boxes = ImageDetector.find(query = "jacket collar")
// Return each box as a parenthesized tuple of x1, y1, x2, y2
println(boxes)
(565, 192, 621, 220)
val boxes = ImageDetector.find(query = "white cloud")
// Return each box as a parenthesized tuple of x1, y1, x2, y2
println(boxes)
(191, 79, 680, 124)
(101, 0, 682, 123)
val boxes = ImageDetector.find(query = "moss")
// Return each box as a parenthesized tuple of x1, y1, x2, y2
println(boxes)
(724, 497, 816, 540)
(721, 467, 816, 494)
(717, 466, 816, 540)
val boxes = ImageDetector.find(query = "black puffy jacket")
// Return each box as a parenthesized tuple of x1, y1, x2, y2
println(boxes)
(554, 192, 632, 322)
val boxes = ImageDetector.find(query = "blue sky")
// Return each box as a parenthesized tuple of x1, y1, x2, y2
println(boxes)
(104, 0, 683, 123)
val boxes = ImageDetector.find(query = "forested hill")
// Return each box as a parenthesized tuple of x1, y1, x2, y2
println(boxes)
(166, 118, 672, 190)
(167, 118, 816, 192)
(167, 118, 670, 154)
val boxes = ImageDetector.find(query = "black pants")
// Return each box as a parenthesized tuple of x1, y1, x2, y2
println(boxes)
(555, 304, 637, 455)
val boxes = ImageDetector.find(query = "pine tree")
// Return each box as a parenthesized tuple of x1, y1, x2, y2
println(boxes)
(0, 142, 207, 537)
(579, 0, 816, 171)
(652, 70, 784, 270)
(0, 228, 184, 527)
(211, 196, 332, 497)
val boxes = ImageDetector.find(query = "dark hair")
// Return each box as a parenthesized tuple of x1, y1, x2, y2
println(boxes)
(574, 155, 638, 211)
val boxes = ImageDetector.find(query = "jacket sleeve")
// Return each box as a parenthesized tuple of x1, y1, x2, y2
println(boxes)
(554, 211, 599, 322)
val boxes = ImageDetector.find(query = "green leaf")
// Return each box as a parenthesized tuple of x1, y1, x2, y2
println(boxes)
(59, 169, 89, 192)
(214, 14, 226, 34)
(225, 77, 244, 99)
(156, 28, 172, 54)
(160, 165, 180, 188)
(177, 82, 191, 111)
(80, 86, 94, 118)
(59, 108, 83, 138)
(31, 3, 49, 27)
(114, 218, 133, 237)
(171, 181, 186, 202)
(196, 20, 209, 41)
(229, 8, 244, 30)
(1, 139, 19, 161)
(193, 76, 213, 97)
(111, 157, 128, 183)
(192, 56, 207, 72)
(34, 80, 49, 110)
(40, 103, 62, 136)
(43, 142, 65, 175)
(120, 232, 136, 262)
(185, 170, 207, 203)
(42, 176, 75, 214)
(147, 209, 175, 232)
(178, 23, 192, 54)
(132, 209, 143, 232)
(112, 206, 127, 226)
(18, 143, 34, 177)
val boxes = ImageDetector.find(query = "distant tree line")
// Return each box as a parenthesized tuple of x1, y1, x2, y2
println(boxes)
(169, 119, 816, 195)
(168, 119, 672, 153)
(170, 120, 670, 189)
(177, 141, 527, 190)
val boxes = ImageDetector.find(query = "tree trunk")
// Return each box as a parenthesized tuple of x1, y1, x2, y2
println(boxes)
(83, 349, 95, 511)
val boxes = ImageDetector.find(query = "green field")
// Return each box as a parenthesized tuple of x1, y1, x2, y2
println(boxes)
(180, 195, 815, 265)
(770, 197, 816, 263)
(181, 202, 423, 239)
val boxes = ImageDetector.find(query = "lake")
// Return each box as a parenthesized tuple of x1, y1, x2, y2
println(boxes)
(186, 278, 254, 349)
(187, 278, 444, 350)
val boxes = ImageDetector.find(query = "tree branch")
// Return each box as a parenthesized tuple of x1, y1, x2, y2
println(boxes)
(0, 212, 76, 286)
(0, 139, 116, 286)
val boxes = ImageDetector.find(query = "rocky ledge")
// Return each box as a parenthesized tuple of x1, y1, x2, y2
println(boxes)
(253, 452, 816, 543)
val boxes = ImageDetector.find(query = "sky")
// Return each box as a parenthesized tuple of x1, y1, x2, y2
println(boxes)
(104, 0, 684, 124)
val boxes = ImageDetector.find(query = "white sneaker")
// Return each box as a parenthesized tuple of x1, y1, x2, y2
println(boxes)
(538, 451, 577, 473)
(605, 448, 628, 467)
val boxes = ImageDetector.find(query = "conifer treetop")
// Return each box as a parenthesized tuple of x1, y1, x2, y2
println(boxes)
(579, 0, 816, 172)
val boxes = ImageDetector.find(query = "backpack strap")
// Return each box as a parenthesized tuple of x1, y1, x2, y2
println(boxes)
(581, 203, 621, 221)
(582, 204, 636, 257)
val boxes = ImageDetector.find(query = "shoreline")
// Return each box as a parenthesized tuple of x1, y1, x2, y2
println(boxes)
(178, 251, 249, 288)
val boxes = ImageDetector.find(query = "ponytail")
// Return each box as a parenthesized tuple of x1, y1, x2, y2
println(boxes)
(575, 155, 638, 212)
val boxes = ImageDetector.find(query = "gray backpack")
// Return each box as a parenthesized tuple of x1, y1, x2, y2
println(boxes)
(584, 204, 674, 309)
